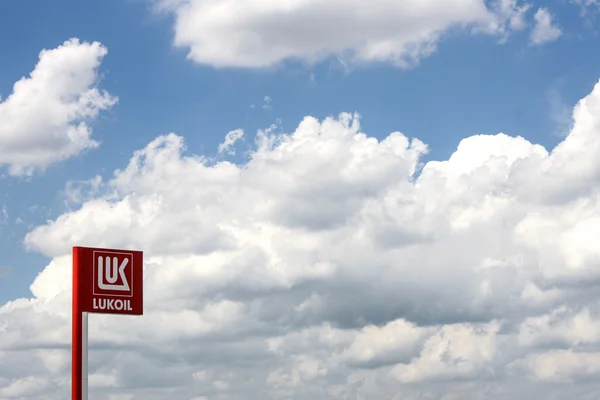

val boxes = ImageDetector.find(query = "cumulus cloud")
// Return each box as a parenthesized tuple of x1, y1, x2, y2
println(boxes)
(156, 0, 533, 69)
(217, 129, 245, 155)
(3, 78, 600, 398)
(485, 0, 531, 39)
(530, 8, 562, 45)
(0, 38, 117, 175)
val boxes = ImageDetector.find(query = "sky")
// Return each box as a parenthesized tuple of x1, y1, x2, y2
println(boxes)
(1, 0, 600, 398)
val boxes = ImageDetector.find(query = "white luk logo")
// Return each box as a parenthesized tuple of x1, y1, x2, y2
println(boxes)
(97, 255, 130, 291)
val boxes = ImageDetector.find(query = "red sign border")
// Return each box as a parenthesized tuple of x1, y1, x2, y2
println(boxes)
(74, 246, 143, 316)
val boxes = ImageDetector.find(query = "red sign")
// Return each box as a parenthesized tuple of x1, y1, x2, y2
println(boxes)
(73, 246, 143, 315)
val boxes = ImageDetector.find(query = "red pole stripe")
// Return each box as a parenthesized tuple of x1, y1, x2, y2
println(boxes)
(72, 247, 82, 400)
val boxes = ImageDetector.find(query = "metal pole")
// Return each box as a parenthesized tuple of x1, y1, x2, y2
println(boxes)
(72, 247, 82, 400)
(82, 312, 88, 400)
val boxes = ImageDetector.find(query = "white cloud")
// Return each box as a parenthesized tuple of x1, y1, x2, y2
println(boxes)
(157, 0, 533, 69)
(251, 96, 274, 110)
(63, 175, 104, 205)
(572, 0, 600, 15)
(547, 88, 573, 137)
(217, 129, 245, 155)
(390, 322, 501, 383)
(3, 77, 600, 397)
(263, 95, 273, 110)
(530, 8, 562, 45)
(521, 350, 600, 382)
(0, 376, 52, 399)
(0, 38, 117, 176)
(484, 0, 531, 40)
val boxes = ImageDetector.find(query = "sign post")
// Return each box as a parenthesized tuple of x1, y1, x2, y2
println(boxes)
(72, 246, 143, 400)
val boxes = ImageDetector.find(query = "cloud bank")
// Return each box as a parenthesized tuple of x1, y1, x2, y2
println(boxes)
(1, 75, 600, 398)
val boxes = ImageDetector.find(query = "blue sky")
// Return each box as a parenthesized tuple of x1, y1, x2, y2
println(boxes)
(2, 0, 598, 304)
(2, 1, 600, 397)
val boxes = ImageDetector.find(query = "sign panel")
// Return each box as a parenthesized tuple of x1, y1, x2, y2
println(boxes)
(74, 246, 143, 315)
